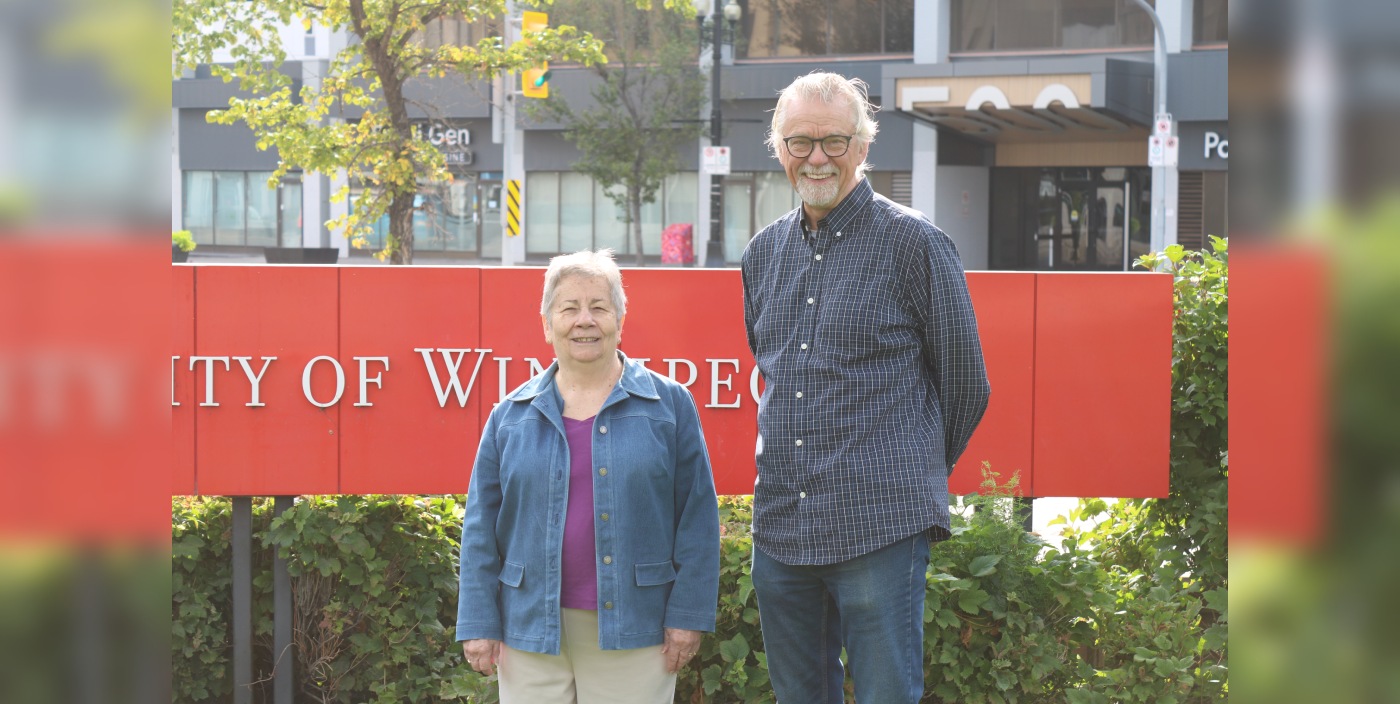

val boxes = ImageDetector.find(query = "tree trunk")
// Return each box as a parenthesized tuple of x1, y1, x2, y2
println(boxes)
(388, 192, 415, 265)
(631, 185, 644, 267)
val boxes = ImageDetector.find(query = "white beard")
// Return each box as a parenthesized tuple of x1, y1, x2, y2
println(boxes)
(796, 170, 841, 208)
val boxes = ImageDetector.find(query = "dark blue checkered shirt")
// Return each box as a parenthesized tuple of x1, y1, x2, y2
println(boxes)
(741, 178, 991, 565)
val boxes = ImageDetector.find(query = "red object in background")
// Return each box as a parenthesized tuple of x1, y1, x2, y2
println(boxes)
(171, 266, 1173, 498)
(661, 224, 695, 265)
(1230, 245, 1326, 547)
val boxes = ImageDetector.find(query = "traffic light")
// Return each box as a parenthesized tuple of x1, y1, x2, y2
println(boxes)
(521, 11, 549, 99)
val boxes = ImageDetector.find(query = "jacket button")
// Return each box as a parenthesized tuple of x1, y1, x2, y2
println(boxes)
(604, 602, 613, 610)
(601, 513, 609, 521)
(599, 468, 608, 476)
(603, 555, 612, 564)
(599, 425, 608, 434)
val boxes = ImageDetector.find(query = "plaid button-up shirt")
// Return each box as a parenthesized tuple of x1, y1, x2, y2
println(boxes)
(741, 179, 991, 565)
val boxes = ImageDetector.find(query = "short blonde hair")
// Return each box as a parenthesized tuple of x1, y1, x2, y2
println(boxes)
(767, 72, 879, 176)
(540, 249, 628, 317)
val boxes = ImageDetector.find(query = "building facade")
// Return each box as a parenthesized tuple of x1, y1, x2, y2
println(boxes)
(172, 0, 1227, 269)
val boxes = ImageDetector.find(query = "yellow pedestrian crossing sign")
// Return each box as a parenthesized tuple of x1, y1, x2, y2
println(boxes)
(506, 179, 522, 237)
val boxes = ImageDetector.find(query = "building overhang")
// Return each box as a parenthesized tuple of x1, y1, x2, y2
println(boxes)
(883, 57, 1155, 144)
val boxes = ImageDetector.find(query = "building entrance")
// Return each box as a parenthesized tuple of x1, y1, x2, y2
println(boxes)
(990, 167, 1151, 271)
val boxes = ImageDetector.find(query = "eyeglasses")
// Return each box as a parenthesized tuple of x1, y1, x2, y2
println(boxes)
(782, 135, 854, 159)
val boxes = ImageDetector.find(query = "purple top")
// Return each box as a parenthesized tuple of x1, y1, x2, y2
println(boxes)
(560, 416, 599, 610)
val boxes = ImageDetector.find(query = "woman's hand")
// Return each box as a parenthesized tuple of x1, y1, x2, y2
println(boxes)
(462, 638, 503, 675)
(661, 628, 703, 673)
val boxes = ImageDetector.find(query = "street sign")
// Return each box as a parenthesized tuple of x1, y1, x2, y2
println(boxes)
(1164, 136, 1179, 167)
(506, 179, 522, 237)
(1154, 113, 1173, 137)
(702, 146, 730, 176)
(1148, 136, 1164, 167)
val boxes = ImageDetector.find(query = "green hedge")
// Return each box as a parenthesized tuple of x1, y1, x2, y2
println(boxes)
(173, 242, 1227, 703)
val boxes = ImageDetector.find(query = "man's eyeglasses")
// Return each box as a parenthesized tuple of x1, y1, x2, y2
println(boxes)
(782, 135, 854, 159)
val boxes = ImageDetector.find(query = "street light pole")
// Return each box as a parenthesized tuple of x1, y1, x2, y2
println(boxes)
(1130, 0, 1177, 253)
(697, 0, 740, 267)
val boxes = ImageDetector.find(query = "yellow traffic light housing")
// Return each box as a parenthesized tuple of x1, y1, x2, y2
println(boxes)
(521, 11, 549, 99)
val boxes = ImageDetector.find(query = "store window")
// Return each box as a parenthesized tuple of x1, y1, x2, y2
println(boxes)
(739, 0, 914, 58)
(1194, 0, 1227, 45)
(525, 172, 700, 259)
(953, 0, 1154, 53)
(183, 170, 283, 247)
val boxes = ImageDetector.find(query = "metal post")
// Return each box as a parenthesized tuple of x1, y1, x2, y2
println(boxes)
(232, 496, 253, 704)
(703, 3, 726, 268)
(273, 496, 295, 704)
(1130, 0, 1176, 252)
(501, 1, 526, 266)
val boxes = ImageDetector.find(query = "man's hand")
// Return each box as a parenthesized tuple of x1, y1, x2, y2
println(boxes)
(661, 628, 703, 673)
(462, 638, 503, 675)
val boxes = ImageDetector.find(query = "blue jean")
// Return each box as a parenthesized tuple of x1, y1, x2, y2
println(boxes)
(752, 532, 931, 704)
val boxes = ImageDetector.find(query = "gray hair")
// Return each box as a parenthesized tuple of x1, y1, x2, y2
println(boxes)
(540, 249, 628, 318)
(767, 72, 879, 177)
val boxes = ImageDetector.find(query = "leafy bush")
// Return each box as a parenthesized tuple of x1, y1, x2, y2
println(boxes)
(173, 230, 197, 252)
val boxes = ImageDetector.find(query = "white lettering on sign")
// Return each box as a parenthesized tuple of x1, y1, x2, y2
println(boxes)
(173, 349, 769, 411)
(354, 357, 390, 407)
(706, 359, 741, 408)
(234, 356, 277, 407)
(415, 124, 471, 147)
(666, 358, 698, 388)
(189, 356, 230, 407)
(302, 356, 345, 408)
(1204, 131, 1229, 159)
(416, 348, 491, 408)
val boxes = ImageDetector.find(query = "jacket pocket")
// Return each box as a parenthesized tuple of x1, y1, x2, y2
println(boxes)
(498, 561, 525, 588)
(634, 561, 677, 587)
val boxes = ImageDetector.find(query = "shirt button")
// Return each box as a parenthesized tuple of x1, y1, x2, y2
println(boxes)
(599, 425, 607, 434)
(603, 555, 612, 565)
(795, 391, 803, 398)
(601, 513, 609, 521)
(800, 491, 807, 498)
(807, 297, 815, 304)
(605, 602, 613, 610)
(795, 439, 803, 447)
(815, 254, 823, 261)
(800, 343, 809, 350)
(599, 468, 608, 476)
(836, 231, 842, 237)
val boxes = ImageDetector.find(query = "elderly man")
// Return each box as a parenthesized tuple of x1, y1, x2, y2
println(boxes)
(741, 72, 991, 704)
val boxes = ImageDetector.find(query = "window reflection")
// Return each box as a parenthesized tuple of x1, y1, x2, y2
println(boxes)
(952, 0, 1157, 52)
(738, 0, 913, 58)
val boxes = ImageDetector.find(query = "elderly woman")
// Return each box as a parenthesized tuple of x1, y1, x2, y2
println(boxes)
(456, 249, 720, 703)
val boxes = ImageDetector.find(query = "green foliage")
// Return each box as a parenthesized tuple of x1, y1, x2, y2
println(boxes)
(172, 0, 611, 263)
(173, 230, 197, 252)
(528, 0, 706, 265)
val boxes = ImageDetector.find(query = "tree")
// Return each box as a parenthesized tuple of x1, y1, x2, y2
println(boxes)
(172, 0, 608, 264)
(531, 0, 706, 265)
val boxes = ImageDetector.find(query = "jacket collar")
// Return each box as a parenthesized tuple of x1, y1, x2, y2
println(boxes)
(506, 350, 660, 406)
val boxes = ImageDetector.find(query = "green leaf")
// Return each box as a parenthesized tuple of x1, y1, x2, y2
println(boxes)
(719, 633, 749, 663)
(969, 554, 1003, 577)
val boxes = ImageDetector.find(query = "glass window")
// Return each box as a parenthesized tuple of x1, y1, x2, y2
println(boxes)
(526, 172, 559, 254)
(183, 171, 214, 244)
(664, 173, 699, 234)
(753, 172, 796, 232)
(246, 171, 278, 247)
(883, 0, 915, 52)
(1061, 0, 1117, 49)
(955, 0, 994, 51)
(1195, 0, 1227, 44)
(213, 171, 246, 245)
(559, 172, 593, 254)
(443, 178, 476, 252)
(831, 0, 883, 55)
(594, 182, 630, 254)
(639, 190, 663, 257)
(994, 0, 1057, 50)
(279, 181, 301, 247)
(722, 180, 752, 263)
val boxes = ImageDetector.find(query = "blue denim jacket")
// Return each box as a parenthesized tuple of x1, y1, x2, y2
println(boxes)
(455, 352, 720, 654)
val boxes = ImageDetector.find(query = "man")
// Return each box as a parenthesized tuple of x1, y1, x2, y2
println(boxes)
(740, 72, 991, 704)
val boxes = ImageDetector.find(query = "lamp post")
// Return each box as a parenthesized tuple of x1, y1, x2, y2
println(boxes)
(695, 0, 741, 267)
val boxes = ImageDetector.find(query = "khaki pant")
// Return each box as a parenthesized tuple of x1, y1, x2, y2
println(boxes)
(498, 608, 677, 704)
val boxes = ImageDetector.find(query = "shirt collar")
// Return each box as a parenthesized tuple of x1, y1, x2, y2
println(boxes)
(802, 177, 873, 238)
(506, 350, 660, 404)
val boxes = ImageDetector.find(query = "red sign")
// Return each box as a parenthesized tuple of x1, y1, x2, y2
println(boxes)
(172, 266, 1173, 498)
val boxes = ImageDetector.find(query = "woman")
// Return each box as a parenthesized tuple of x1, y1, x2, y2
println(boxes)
(456, 249, 720, 703)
